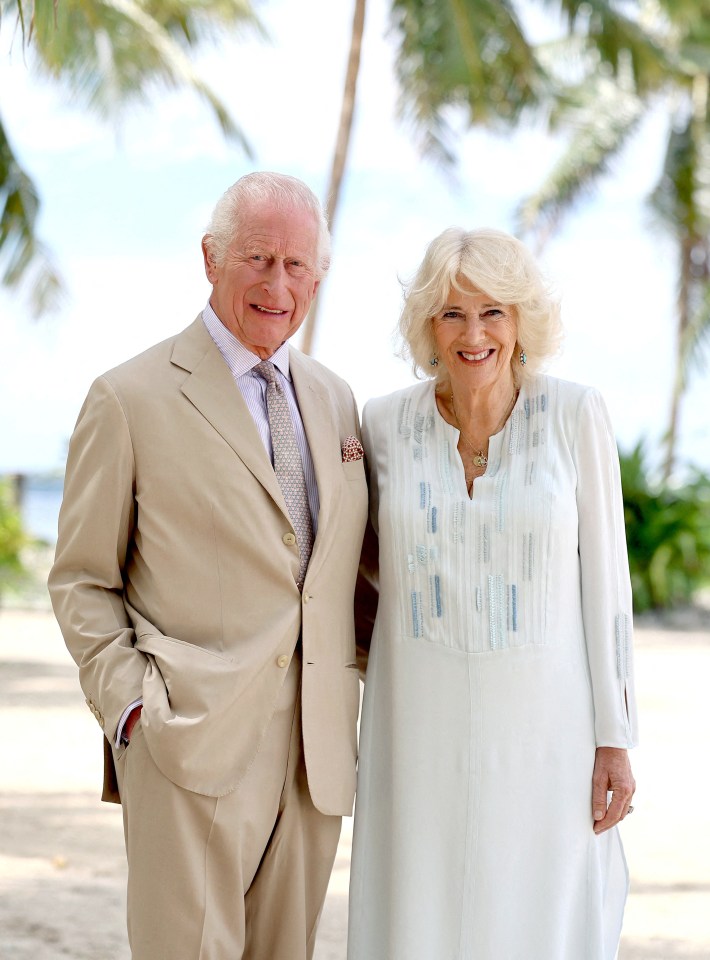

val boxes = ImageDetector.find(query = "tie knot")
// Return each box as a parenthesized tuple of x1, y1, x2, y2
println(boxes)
(253, 361, 280, 388)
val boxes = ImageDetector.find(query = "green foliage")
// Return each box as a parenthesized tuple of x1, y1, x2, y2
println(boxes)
(0, 477, 28, 600)
(620, 442, 710, 612)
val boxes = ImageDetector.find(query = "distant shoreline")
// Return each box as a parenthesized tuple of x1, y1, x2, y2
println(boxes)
(5, 473, 710, 633)
(14, 474, 63, 545)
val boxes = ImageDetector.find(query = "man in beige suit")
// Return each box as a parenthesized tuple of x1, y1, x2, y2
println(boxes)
(48, 172, 371, 960)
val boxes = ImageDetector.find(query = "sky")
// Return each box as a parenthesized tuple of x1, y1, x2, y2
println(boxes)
(1, 0, 708, 477)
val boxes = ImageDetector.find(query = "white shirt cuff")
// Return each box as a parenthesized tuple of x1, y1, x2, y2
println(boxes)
(115, 698, 143, 747)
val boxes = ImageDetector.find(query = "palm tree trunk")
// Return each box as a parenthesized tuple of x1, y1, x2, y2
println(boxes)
(664, 74, 710, 480)
(300, 0, 367, 356)
(663, 238, 692, 480)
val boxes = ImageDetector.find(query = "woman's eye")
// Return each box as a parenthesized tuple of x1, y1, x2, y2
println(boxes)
(441, 310, 461, 320)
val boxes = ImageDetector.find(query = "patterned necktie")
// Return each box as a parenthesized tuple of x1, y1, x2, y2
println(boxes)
(253, 361, 314, 590)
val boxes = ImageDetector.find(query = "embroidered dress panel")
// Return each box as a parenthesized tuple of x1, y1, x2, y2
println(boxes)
(386, 384, 554, 653)
(253, 361, 314, 589)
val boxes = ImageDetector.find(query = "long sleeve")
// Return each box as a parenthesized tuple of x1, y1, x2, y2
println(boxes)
(574, 388, 638, 748)
(48, 375, 147, 740)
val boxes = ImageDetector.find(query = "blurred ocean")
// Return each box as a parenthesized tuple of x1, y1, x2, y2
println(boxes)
(21, 475, 63, 545)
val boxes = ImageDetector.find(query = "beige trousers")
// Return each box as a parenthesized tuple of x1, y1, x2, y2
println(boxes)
(113, 653, 342, 960)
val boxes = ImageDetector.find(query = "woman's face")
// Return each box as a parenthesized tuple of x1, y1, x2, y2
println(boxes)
(432, 279, 518, 392)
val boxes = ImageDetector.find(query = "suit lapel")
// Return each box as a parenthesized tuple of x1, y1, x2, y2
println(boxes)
(171, 318, 289, 518)
(290, 350, 341, 568)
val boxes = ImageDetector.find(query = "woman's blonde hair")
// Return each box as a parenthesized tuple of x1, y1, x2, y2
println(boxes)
(398, 227, 563, 385)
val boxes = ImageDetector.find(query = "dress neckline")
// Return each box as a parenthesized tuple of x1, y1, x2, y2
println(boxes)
(428, 379, 528, 499)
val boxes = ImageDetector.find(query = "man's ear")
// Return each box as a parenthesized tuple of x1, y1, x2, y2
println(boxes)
(201, 237, 217, 282)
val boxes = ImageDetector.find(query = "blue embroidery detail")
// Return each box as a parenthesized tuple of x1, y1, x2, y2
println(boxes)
(488, 574, 505, 648)
(522, 533, 534, 581)
(413, 412, 427, 446)
(429, 575, 442, 618)
(440, 440, 455, 494)
(453, 501, 465, 544)
(480, 523, 490, 564)
(511, 584, 518, 631)
(508, 411, 518, 455)
(429, 506, 438, 533)
(398, 397, 412, 438)
(615, 613, 631, 678)
(496, 473, 508, 532)
(419, 482, 431, 509)
(411, 591, 423, 637)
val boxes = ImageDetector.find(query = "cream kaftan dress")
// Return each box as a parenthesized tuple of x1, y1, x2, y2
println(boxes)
(348, 376, 638, 960)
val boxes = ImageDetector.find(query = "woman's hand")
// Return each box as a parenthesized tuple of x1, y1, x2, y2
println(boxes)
(592, 747, 635, 834)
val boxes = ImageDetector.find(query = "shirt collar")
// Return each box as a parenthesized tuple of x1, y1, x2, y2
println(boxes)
(202, 301, 291, 380)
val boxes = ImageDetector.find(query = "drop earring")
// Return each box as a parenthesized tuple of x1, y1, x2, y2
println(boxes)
(519, 350, 527, 366)
(429, 355, 439, 367)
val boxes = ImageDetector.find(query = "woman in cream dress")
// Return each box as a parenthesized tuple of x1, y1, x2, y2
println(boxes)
(348, 228, 638, 960)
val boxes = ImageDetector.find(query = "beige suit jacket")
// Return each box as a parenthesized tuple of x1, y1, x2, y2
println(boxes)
(49, 317, 369, 815)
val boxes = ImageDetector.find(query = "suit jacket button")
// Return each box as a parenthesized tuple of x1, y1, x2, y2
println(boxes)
(277, 654, 290, 668)
(282, 533, 296, 546)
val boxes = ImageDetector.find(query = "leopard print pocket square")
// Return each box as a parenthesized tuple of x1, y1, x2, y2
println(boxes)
(341, 436, 364, 462)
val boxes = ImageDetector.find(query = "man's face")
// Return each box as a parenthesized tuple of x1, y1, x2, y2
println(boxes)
(202, 202, 320, 359)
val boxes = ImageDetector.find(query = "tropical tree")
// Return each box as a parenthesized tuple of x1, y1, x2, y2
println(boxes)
(516, 0, 710, 477)
(302, 0, 668, 355)
(620, 440, 710, 611)
(0, 476, 28, 606)
(0, 0, 261, 317)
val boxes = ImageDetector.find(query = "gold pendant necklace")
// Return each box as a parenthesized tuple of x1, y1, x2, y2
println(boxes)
(451, 390, 518, 470)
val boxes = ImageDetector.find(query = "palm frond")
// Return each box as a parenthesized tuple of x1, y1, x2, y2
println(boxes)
(0, 115, 65, 317)
(516, 74, 643, 238)
(389, 0, 550, 167)
(20, 0, 261, 150)
(654, 0, 710, 36)
(647, 111, 707, 232)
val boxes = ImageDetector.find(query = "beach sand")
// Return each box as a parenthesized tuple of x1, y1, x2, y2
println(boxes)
(1, 606, 709, 959)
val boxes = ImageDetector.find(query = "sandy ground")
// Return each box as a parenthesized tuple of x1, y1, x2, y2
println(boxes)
(1, 606, 709, 960)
